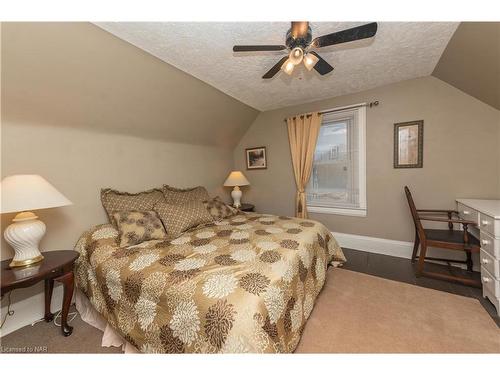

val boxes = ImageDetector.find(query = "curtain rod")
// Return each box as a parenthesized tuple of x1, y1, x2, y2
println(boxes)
(283, 101, 379, 122)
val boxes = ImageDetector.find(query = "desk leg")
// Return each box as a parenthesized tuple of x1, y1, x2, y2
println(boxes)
(466, 250, 473, 272)
(44, 279, 54, 322)
(55, 271, 74, 336)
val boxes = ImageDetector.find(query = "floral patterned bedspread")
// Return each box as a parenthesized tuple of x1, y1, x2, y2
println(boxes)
(74, 213, 345, 353)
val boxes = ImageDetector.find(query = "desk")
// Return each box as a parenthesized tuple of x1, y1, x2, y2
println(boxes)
(456, 199, 500, 316)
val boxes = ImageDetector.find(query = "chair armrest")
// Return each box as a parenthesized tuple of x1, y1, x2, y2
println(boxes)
(418, 216, 478, 245)
(418, 216, 476, 225)
(417, 209, 459, 214)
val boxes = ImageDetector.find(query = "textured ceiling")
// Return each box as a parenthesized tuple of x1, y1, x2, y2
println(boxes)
(96, 22, 459, 111)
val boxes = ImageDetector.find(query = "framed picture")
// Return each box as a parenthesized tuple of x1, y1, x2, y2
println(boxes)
(394, 120, 423, 168)
(246, 146, 267, 170)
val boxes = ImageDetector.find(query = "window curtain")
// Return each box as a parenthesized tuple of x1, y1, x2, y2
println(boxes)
(286, 112, 322, 218)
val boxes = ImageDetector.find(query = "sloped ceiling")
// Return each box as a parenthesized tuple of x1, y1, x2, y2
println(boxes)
(432, 22, 500, 110)
(96, 22, 459, 111)
(1, 22, 259, 148)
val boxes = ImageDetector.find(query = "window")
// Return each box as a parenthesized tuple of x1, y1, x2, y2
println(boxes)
(307, 105, 366, 216)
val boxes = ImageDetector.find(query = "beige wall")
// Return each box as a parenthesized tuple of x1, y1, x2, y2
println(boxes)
(234, 76, 500, 242)
(1, 22, 260, 260)
(1, 22, 258, 148)
(0, 22, 250, 334)
(432, 22, 500, 111)
(1, 123, 233, 260)
(0, 127, 232, 332)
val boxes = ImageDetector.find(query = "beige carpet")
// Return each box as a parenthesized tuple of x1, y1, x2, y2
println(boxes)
(296, 268, 500, 353)
(2, 268, 499, 353)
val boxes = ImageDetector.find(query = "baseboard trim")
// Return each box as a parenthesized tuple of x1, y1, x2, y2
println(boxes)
(331, 231, 480, 272)
(332, 232, 414, 259)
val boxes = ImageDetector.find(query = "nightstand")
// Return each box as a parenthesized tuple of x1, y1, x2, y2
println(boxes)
(239, 203, 255, 212)
(1, 250, 79, 336)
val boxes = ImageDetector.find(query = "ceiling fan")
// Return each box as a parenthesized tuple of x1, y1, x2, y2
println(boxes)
(233, 22, 378, 79)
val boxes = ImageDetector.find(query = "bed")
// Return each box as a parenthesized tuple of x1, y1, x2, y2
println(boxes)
(74, 212, 345, 353)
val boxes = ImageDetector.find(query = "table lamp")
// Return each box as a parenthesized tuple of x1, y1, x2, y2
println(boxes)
(223, 171, 250, 208)
(1, 175, 72, 267)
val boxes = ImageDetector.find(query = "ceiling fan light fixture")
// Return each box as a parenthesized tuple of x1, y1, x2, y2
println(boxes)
(303, 52, 319, 71)
(233, 22, 377, 79)
(281, 58, 295, 75)
(289, 47, 304, 65)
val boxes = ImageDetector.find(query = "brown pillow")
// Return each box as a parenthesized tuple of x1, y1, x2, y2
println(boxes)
(154, 200, 213, 237)
(101, 188, 165, 224)
(112, 210, 167, 247)
(203, 196, 238, 220)
(161, 185, 210, 205)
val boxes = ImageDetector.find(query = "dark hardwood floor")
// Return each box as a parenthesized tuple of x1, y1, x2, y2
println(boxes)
(341, 248, 500, 327)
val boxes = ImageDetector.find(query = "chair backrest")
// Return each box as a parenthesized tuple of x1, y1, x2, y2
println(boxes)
(404, 186, 425, 236)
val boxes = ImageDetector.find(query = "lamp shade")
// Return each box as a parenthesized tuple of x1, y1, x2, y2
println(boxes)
(1, 174, 72, 214)
(223, 171, 250, 187)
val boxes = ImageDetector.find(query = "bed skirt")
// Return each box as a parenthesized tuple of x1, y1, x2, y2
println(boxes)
(75, 289, 138, 353)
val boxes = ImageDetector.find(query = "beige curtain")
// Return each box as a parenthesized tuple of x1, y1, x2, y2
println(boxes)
(286, 112, 322, 219)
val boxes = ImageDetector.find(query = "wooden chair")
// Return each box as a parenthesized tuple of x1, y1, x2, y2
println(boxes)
(404, 186, 481, 287)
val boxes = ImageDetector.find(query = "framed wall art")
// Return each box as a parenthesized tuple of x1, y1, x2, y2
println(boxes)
(394, 120, 423, 168)
(246, 146, 267, 170)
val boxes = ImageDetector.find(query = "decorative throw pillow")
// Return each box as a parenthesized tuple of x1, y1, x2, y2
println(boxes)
(154, 200, 214, 238)
(101, 188, 165, 224)
(161, 185, 210, 205)
(203, 196, 238, 220)
(112, 210, 167, 247)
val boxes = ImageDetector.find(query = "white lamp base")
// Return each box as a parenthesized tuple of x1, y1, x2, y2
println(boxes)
(231, 186, 243, 208)
(4, 212, 46, 267)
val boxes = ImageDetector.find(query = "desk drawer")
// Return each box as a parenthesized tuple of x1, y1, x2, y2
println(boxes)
(479, 213, 500, 237)
(481, 266, 500, 298)
(457, 203, 479, 224)
(480, 231, 500, 258)
(480, 249, 499, 279)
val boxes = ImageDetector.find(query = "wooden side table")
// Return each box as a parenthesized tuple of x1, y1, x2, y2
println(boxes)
(239, 203, 255, 212)
(1, 250, 79, 336)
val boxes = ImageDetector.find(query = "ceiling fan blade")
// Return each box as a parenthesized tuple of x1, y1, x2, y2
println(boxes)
(309, 52, 334, 75)
(291, 21, 309, 39)
(262, 56, 289, 79)
(233, 45, 287, 52)
(311, 22, 378, 48)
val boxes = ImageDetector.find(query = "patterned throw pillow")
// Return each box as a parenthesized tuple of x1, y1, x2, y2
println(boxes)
(112, 210, 167, 247)
(162, 185, 210, 205)
(154, 200, 214, 237)
(101, 188, 165, 224)
(203, 196, 238, 220)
